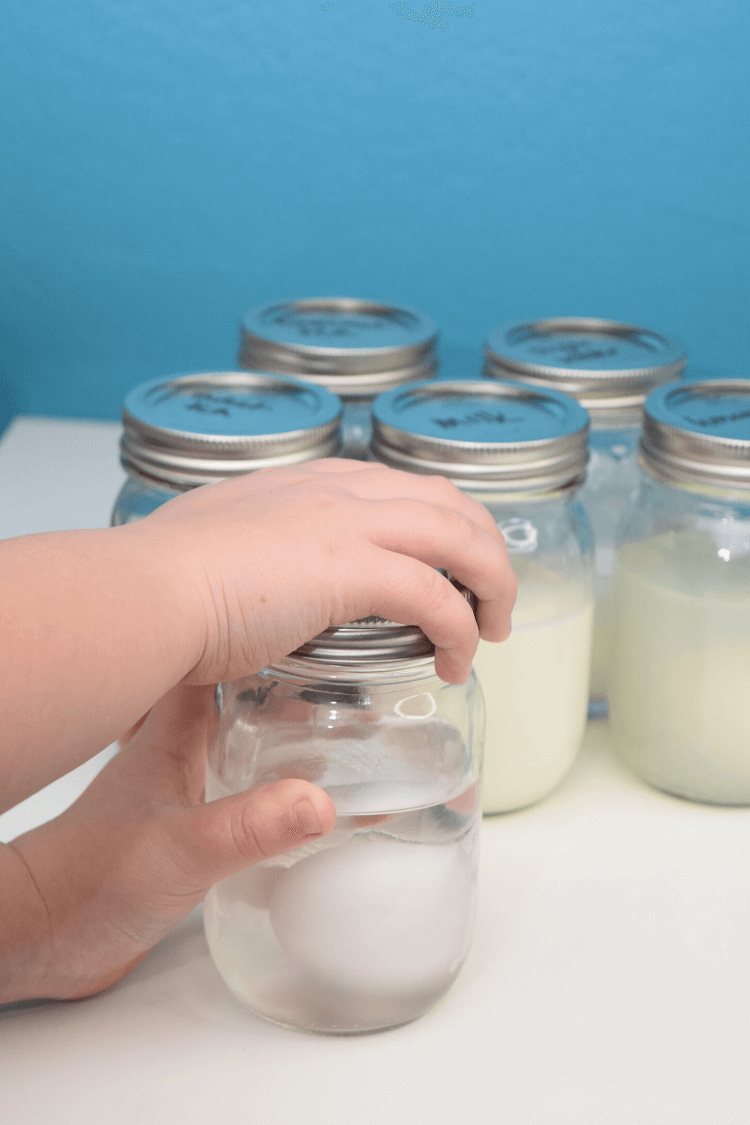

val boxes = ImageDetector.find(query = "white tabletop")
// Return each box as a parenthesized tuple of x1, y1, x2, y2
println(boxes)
(1, 417, 749, 1125)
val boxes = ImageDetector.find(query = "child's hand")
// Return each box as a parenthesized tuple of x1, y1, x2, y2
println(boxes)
(137, 459, 516, 685)
(2, 686, 337, 1002)
(2, 458, 516, 813)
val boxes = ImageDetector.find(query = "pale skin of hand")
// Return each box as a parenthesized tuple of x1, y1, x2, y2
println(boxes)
(0, 459, 516, 1003)
(4, 685, 338, 1001)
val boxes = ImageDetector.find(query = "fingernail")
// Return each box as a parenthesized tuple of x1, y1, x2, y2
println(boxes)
(292, 797, 323, 838)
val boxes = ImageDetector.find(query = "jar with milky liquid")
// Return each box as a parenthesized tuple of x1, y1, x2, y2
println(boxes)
(204, 608, 483, 1034)
(483, 318, 687, 718)
(610, 379, 750, 805)
(110, 371, 342, 525)
(371, 380, 594, 814)
(238, 298, 439, 459)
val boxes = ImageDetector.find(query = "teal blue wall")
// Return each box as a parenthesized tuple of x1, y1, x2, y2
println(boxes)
(2, 0, 749, 431)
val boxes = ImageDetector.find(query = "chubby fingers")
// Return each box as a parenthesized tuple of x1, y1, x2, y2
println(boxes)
(331, 487, 516, 681)
(310, 463, 517, 649)
(179, 780, 337, 887)
(356, 551, 480, 682)
(361, 497, 516, 643)
(139, 689, 337, 884)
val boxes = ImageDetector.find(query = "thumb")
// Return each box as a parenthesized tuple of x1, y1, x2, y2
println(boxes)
(175, 779, 337, 889)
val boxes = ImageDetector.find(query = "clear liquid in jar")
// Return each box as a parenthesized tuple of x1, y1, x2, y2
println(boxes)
(203, 773, 480, 1033)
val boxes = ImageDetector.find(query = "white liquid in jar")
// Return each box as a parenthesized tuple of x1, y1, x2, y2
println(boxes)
(610, 533, 750, 804)
(203, 770, 480, 1033)
(472, 568, 593, 813)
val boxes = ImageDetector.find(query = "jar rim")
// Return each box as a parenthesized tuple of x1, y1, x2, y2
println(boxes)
(371, 378, 589, 493)
(483, 316, 687, 403)
(120, 371, 343, 488)
(259, 653, 441, 684)
(640, 379, 750, 491)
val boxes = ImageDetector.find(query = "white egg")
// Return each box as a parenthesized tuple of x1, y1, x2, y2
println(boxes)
(268, 834, 475, 995)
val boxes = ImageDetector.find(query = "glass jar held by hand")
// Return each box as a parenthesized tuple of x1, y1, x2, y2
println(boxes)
(111, 371, 342, 525)
(204, 608, 484, 1034)
(483, 318, 687, 717)
(610, 379, 750, 805)
(371, 380, 594, 814)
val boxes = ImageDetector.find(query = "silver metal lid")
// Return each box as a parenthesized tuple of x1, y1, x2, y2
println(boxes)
(120, 371, 342, 489)
(371, 380, 590, 493)
(293, 618, 434, 664)
(291, 582, 477, 666)
(239, 297, 439, 399)
(640, 379, 750, 490)
(484, 318, 687, 423)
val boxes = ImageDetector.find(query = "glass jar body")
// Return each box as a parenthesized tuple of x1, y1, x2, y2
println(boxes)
(468, 488, 594, 813)
(340, 396, 373, 460)
(610, 469, 750, 805)
(579, 422, 641, 716)
(204, 657, 484, 1033)
(111, 473, 183, 525)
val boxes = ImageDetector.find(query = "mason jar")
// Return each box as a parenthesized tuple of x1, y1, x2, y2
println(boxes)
(610, 379, 750, 805)
(238, 298, 439, 459)
(483, 318, 687, 717)
(204, 610, 484, 1034)
(371, 380, 594, 814)
(111, 371, 342, 525)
